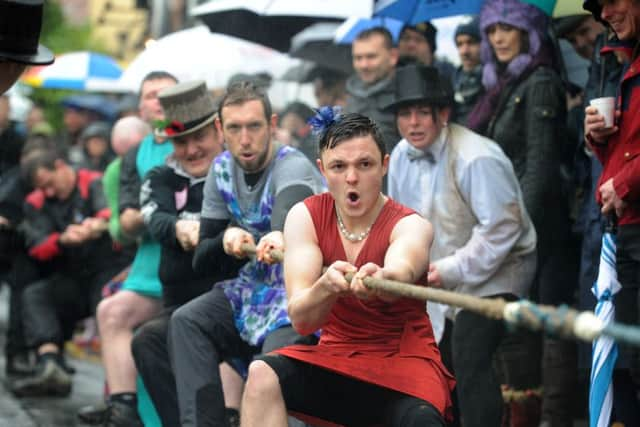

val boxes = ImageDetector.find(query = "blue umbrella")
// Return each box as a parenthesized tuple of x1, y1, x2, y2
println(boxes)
(334, 16, 405, 45)
(589, 226, 621, 427)
(374, 0, 484, 24)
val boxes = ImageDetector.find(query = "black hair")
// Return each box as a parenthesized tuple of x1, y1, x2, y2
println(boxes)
(20, 147, 64, 185)
(318, 113, 386, 159)
(355, 26, 395, 49)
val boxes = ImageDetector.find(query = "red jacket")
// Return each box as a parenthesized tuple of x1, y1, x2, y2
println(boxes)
(593, 41, 640, 225)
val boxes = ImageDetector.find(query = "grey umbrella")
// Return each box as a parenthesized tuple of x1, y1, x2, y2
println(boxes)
(289, 22, 353, 75)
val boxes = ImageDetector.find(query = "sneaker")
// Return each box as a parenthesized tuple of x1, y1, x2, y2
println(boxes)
(5, 351, 36, 377)
(102, 401, 143, 427)
(77, 401, 109, 425)
(11, 357, 72, 397)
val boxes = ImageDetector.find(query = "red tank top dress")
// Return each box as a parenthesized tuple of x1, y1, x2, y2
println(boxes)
(275, 193, 455, 419)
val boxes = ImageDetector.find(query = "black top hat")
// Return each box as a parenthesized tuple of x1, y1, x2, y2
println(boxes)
(0, 0, 54, 65)
(383, 64, 454, 112)
(156, 80, 218, 139)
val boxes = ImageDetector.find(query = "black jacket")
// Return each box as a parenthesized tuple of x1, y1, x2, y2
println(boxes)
(486, 66, 568, 238)
(142, 163, 238, 307)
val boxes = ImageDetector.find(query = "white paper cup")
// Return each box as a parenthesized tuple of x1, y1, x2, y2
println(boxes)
(590, 97, 615, 128)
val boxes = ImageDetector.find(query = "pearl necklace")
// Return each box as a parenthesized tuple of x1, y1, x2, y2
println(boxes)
(336, 210, 372, 242)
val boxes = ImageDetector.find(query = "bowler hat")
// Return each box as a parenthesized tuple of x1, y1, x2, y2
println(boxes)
(156, 80, 217, 139)
(383, 64, 454, 112)
(0, 0, 54, 65)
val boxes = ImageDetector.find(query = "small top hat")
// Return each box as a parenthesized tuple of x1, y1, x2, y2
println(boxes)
(383, 64, 454, 112)
(155, 80, 217, 139)
(0, 0, 54, 65)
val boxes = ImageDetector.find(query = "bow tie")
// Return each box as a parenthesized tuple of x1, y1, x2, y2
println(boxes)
(406, 146, 435, 163)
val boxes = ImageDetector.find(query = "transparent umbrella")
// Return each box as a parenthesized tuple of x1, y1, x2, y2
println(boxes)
(117, 26, 301, 92)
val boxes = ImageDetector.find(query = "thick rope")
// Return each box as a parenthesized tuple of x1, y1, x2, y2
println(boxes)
(239, 244, 640, 347)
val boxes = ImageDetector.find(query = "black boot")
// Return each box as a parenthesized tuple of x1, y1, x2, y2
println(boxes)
(102, 401, 143, 427)
(77, 401, 109, 425)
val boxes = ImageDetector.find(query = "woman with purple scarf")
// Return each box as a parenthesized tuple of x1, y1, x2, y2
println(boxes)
(467, 1, 576, 426)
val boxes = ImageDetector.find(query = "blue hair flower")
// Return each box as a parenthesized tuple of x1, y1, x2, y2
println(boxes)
(308, 106, 343, 136)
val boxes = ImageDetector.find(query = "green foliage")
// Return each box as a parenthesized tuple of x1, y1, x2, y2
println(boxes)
(26, 1, 109, 131)
(40, 1, 108, 55)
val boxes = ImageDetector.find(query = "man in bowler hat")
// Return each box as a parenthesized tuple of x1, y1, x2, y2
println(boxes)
(0, 0, 54, 93)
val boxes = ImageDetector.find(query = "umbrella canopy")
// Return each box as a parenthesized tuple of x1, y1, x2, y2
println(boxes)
(117, 26, 301, 92)
(289, 22, 353, 74)
(522, 0, 587, 17)
(190, 0, 373, 52)
(334, 16, 405, 45)
(374, 0, 484, 24)
(589, 227, 621, 427)
(21, 51, 123, 91)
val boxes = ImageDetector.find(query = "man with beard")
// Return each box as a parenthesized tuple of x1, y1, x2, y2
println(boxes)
(164, 81, 324, 427)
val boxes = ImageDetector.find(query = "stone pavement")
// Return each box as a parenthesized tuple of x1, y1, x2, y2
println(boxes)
(0, 286, 104, 427)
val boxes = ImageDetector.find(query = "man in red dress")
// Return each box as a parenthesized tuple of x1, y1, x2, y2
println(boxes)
(240, 112, 454, 427)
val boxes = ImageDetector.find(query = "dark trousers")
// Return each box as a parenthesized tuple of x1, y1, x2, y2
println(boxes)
(21, 265, 124, 349)
(451, 301, 510, 427)
(141, 287, 313, 427)
(3, 250, 45, 356)
(259, 353, 444, 427)
(611, 223, 640, 425)
(132, 308, 179, 427)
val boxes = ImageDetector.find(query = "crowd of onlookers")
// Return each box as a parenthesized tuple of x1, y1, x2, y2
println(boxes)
(1, 0, 640, 426)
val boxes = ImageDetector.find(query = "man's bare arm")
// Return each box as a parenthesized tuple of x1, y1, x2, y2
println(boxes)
(283, 202, 355, 335)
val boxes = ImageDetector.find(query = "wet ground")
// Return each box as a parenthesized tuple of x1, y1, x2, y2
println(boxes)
(0, 286, 104, 427)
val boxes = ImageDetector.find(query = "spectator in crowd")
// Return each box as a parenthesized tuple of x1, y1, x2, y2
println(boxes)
(386, 64, 537, 427)
(554, 12, 621, 390)
(25, 104, 48, 136)
(467, 0, 574, 423)
(555, 14, 605, 62)
(0, 0, 54, 94)
(79, 122, 115, 172)
(11, 149, 131, 397)
(583, 0, 640, 424)
(277, 102, 316, 164)
(167, 81, 323, 427)
(345, 27, 400, 156)
(310, 67, 348, 108)
(132, 80, 244, 427)
(0, 135, 59, 379)
(0, 94, 24, 177)
(103, 116, 151, 245)
(240, 111, 454, 427)
(452, 18, 483, 125)
(397, 21, 457, 82)
(88, 71, 178, 426)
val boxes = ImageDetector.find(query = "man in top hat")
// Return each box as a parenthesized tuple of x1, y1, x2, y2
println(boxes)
(397, 21, 456, 82)
(386, 64, 537, 427)
(130, 80, 245, 427)
(0, 0, 54, 93)
(452, 17, 483, 125)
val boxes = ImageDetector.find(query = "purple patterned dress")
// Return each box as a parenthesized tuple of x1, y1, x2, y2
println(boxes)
(212, 146, 294, 346)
